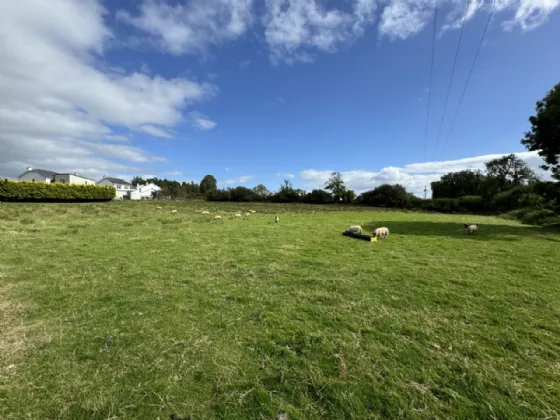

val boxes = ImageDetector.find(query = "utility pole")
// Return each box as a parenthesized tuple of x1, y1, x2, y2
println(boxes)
(424, 185, 428, 199)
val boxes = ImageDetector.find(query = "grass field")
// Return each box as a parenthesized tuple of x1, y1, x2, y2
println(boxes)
(1, 201, 559, 419)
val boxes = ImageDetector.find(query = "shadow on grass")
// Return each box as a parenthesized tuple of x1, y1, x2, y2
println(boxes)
(362, 221, 556, 241)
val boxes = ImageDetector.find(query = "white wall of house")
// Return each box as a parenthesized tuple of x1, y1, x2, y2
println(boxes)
(130, 183, 160, 200)
(19, 171, 51, 183)
(97, 178, 132, 199)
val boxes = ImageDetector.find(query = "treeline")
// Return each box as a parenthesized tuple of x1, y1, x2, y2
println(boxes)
(0, 179, 115, 202)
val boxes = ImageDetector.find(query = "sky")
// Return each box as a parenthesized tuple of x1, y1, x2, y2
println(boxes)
(0, 0, 559, 196)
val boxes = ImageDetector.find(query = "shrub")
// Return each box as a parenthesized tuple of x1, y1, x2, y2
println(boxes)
(490, 185, 535, 212)
(304, 189, 333, 204)
(358, 184, 411, 208)
(458, 196, 484, 213)
(427, 198, 461, 213)
(0, 180, 115, 202)
(508, 207, 558, 225)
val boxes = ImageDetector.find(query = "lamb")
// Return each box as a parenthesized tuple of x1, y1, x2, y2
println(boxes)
(201, 211, 210, 215)
(373, 227, 389, 239)
(235, 213, 242, 218)
(251, 210, 256, 214)
(245, 213, 251, 217)
(214, 215, 222, 221)
(345, 225, 362, 234)
(274, 216, 279, 223)
(464, 224, 478, 234)
(171, 210, 177, 214)
(156, 206, 162, 210)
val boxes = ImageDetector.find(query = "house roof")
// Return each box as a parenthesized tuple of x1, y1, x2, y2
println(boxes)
(55, 173, 97, 181)
(101, 177, 131, 185)
(19, 169, 56, 178)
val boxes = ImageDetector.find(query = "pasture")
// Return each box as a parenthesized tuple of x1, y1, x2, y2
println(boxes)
(0, 201, 559, 419)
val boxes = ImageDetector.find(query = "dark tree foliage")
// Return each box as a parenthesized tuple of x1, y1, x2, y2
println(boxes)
(522, 82, 560, 180)
(357, 184, 411, 208)
(485, 154, 536, 192)
(431, 170, 485, 199)
(304, 189, 333, 204)
(200, 175, 218, 195)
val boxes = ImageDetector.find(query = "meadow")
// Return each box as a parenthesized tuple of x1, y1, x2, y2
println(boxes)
(0, 201, 559, 419)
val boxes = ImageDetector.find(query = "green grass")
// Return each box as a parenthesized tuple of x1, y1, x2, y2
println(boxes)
(0, 201, 559, 419)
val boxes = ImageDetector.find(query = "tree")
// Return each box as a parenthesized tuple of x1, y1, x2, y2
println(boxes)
(304, 189, 333, 204)
(431, 170, 486, 199)
(522, 82, 560, 180)
(324, 172, 348, 202)
(253, 184, 270, 198)
(485, 154, 535, 192)
(200, 175, 217, 195)
(131, 176, 146, 187)
(357, 184, 411, 208)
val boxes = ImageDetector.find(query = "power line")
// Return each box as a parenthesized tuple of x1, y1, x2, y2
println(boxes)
(433, 0, 472, 158)
(440, 0, 495, 159)
(423, 0, 438, 161)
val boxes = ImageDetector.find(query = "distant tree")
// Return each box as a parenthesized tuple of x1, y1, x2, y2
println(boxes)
(270, 180, 304, 202)
(431, 170, 486, 199)
(253, 184, 270, 198)
(182, 181, 200, 195)
(485, 154, 535, 192)
(229, 186, 261, 202)
(200, 175, 217, 195)
(131, 176, 146, 187)
(522, 82, 560, 180)
(324, 172, 348, 202)
(305, 189, 333, 204)
(358, 184, 411, 208)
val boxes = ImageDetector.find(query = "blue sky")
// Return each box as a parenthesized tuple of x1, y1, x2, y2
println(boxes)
(1, 0, 559, 195)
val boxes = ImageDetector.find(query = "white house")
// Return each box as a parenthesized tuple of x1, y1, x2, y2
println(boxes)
(53, 173, 96, 186)
(18, 167, 56, 183)
(130, 183, 160, 200)
(97, 177, 133, 199)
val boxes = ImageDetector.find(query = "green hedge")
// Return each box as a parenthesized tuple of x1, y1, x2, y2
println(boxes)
(0, 180, 115, 202)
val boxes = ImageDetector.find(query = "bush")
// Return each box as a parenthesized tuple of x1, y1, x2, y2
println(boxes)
(304, 189, 333, 204)
(426, 198, 461, 213)
(458, 196, 484, 213)
(358, 184, 411, 208)
(0, 180, 115, 202)
(507, 207, 558, 226)
(490, 185, 536, 212)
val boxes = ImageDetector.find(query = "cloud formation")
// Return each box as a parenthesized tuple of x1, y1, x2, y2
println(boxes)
(276, 172, 295, 178)
(221, 175, 254, 185)
(299, 151, 549, 197)
(0, 0, 217, 180)
(188, 112, 218, 130)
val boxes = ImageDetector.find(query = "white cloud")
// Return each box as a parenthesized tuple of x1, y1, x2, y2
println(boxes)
(263, 0, 376, 64)
(118, 0, 254, 55)
(379, 0, 560, 39)
(276, 172, 295, 178)
(299, 151, 549, 197)
(224, 167, 232, 171)
(221, 175, 254, 185)
(139, 124, 173, 138)
(164, 170, 184, 176)
(0, 0, 216, 180)
(189, 111, 218, 130)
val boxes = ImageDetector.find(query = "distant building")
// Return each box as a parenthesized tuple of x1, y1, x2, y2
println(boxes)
(18, 167, 56, 183)
(97, 177, 133, 199)
(130, 183, 161, 200)
(53, 173, 96, 186)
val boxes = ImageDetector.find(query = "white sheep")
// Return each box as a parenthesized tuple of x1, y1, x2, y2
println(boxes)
(202, 211, 210, 215)
(156, 206, 162, 210)
(245, 213, 251, 217)
(214, 215, 222, 221)
(235, 213, 242, 218)
(251, 210, 256, 214)
(274, 216, 279, 223)
(171, 210, 177, 214)
(345, 225, 362, 234)
(465, 224, 478, 234)
(373, 227, 389, 239)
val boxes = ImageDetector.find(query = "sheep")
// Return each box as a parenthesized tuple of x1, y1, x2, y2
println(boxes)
(156, 206, 162, 210)
(464, 224, 478, 234)
(245, 213, 251, 217)
(171, 210, 177, 214)
(201, 211, 210, 215)
(214, 215, 222, 221)
(235, 213, 242, 218)
(345, 225, 362, 234)
(251, 210, 256, 214)
(274, 216, 279, 223)
(373, 227, 389, 239)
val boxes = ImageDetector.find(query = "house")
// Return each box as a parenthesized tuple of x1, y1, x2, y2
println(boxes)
(18, 167, 56, 183)
(97, 177, 134, 199)
(53, 173, 96, 186)
(130, 183, 160, 200)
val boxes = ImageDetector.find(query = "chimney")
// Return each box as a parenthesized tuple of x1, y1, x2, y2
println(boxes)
(27, 166, 33, 172)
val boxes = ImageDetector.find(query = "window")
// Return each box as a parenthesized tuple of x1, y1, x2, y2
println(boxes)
(117, 185, 121, 189)
(60, 179, 65, 183)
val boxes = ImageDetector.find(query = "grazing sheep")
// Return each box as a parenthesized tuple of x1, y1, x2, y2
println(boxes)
(274, 216, 279, 223)
(202, 211, 210, 215)
(251, 210, 256, 214)
(345, 225, 362, 234)
(464, 224, 478, 234)
(171, 210, 177, 214)
(156, 206, 162, 210)
(235, 213, 242, 218)
(214, 215, 222, 221)
(373, 227, 389, 239)
(245, 213, 251, 217)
